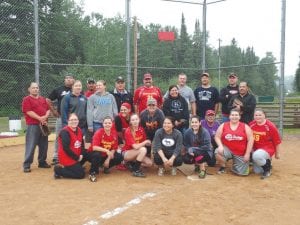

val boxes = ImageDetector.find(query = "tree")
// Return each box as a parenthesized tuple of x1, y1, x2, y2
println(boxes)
(294, 57, 300, 92)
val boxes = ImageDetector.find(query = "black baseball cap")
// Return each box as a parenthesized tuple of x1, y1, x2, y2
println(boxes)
(87, 78, 95, 84)
(115, 76, 125, 83)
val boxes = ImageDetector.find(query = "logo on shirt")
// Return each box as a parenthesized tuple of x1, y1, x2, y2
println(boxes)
(162, 138, 175, 147)
(171, 100, 183, 113)
(61, 90, 70, 96)
(74, 140, 81, 148)
(198, 90, 212, 101)
(224, 134, 244, 141)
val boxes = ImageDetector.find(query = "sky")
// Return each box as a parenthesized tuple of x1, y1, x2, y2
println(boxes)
(77, 0, 300, 77)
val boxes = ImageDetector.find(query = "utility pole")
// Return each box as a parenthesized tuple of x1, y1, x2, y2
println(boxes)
(133, 17, 138, 91)
(279, 0, 286, 137)
(33, 0, 39, 84)
(201, 0, 207, 72)
(125, 0, 131, 91)
(218, 38, 221, 91)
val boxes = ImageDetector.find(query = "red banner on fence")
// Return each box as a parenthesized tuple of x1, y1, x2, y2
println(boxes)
(158, 31, 175, 42)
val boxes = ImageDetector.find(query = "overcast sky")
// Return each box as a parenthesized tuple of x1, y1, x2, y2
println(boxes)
(77, 0, 299, 76)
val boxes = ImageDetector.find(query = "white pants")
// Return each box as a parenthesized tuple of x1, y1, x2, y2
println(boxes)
(252, 149, 270, 174)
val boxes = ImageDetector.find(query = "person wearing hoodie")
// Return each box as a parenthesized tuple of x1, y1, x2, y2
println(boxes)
(87, 80, 118, 134)
(162, 85, 189, 134)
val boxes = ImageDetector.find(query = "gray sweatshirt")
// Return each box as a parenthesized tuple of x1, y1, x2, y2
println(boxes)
(87, 92, 118, 129)
(152, 128, 183, 157)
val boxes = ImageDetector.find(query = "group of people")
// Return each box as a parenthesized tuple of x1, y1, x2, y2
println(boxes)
(21, 71, 281, 182)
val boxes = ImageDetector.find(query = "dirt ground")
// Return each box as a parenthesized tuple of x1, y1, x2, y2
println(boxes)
(0, 135, 299, 225)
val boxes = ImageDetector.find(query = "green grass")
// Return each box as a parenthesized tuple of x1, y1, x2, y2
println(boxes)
(283, 128, 300, 135)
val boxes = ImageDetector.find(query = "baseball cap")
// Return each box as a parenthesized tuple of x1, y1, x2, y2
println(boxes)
(200, 72, 210, 78)
(87, 78, 95, 84)
(147, 98, 157, 105)
(144, 73, 152, 80)
(205, 110, 215, 116)
(121, 102, 131, 111)
(228, 73, 238, 78)
(115, 76, 125, 83)
(65, 73, 74, 79)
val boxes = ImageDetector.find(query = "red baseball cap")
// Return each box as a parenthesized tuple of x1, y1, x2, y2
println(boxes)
(205, 110, 215, 116)
(143, 73, 152, 79)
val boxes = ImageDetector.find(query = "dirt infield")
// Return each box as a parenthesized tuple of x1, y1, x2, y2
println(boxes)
(0, 136, 299, 225)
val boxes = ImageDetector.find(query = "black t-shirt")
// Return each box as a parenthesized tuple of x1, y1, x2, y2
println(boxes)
(48, 85, 72, 113)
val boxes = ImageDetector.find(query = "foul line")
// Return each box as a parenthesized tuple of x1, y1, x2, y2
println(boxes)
(83, 192, 156, 225)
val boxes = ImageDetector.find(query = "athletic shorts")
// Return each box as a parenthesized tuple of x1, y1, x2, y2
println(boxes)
(217, 146, 249, 176)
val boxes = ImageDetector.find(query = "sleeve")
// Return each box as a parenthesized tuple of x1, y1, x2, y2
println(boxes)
(182, 98, 189, 125)
(114, 116, 123, 132)
(92, 129, 103, 148)
(199, 128, 212, 152)
(112, 130, 119, 150)
(189, 88, 196, 102)
(133, 88, 140, 105)
(183, 129, 192, 149)
(111, 95, 118, 118)
(214, 88, 220, 104)
(158, 110, 165, 127)
(87, 96, 94, 129)
(60, 130, 79, 161)
(157, 87, 164, 108)
(22, 97, 30, 113)
(162, 99, 170, 117)
(269, 121, 282, 146)
(241, 95, 256, 113)
(60, 94, 69, 127)
(218, 87, 227, 104)
(163, 91, 169, 100)
(124, 128, 135, 149)
(152, 129, 162, 153)
(173, 131, 183, 157)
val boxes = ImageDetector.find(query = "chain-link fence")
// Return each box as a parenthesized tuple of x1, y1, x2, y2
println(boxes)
(0, 0, 282, 119)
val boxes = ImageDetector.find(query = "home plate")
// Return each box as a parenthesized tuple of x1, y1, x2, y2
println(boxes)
(187, 174, 216, 181)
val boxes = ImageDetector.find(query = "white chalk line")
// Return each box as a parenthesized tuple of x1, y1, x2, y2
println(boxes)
(83, 192, 156, 225)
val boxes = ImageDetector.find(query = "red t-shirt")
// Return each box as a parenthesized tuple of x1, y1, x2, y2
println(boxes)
(91, 128, 119, 156)
(133, 86, 163, 113)
(22, 95, 49, 125)
(221, 122, 248, 156)
(122, 126, 146, 151)
(84, 90, 95, 98)
(58, 126, 83, 166)
(249, 119, 281, 157)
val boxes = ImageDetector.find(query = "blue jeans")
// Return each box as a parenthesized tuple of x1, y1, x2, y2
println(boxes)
(93, 122, 103, 132)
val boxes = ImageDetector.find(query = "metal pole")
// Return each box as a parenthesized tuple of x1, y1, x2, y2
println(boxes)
(133, 17, 138, 91)
(125, 0, 131, 91)
(33, 0, 39, 84)
(218, 38, 221, 91)
(201, 0, 206, 72)
(279, 0, 286, 137)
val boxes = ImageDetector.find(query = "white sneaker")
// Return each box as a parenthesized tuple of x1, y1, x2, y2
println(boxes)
(171, 167, 177, 176)
(158, 167, 165, 176)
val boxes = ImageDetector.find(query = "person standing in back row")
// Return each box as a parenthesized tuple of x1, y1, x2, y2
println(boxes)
(47, 74, 75, 165)
(219, 72, 239, 123)
(111, 76, 134, 112)
(228, 81, 256, 124)
(133, 73, 163, 114)
(164, 73, 196, 116)
(194, 72, 219, 119)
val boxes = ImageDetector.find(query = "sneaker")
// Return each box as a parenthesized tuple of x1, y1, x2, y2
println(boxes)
(23, 168, 31, 173)
(199, 170, 206, 179)
(103, 167, 110, 174)
(261, 170, 272, 179)
(132, 170, 145, 178)
(51, 159, 59, 165)
(171, 167, 177, 176)
(38, 162, 51, 168)
(89, 172, 97, 182)
(218, 166, 226, 174)
(158, 167, 165, 176)
(194, 165, 200, 173)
